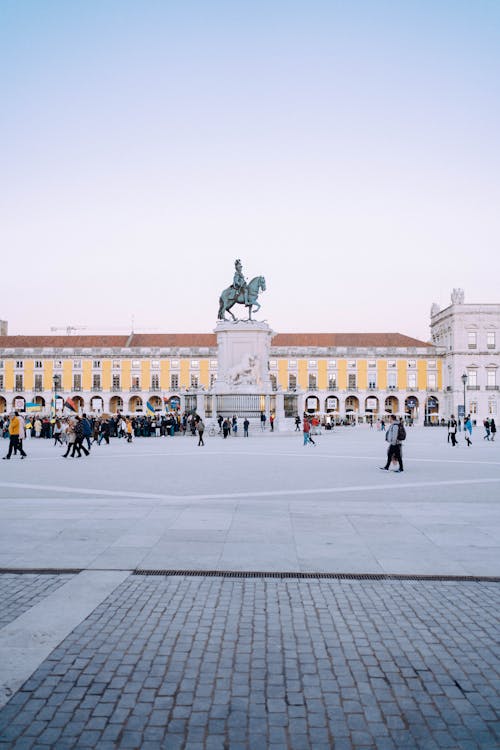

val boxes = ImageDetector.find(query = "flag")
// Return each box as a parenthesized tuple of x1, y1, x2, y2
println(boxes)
(146, 400, 155, 416)
(25, 402, 40, 412)
(64, 398, 77, 413)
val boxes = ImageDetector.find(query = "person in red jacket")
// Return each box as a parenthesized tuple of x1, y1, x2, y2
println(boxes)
(303, 417, 316, 446)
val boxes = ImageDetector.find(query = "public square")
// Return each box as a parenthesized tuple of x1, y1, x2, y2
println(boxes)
(0, 427, 499, 748)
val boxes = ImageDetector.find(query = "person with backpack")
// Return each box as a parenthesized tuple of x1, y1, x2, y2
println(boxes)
(379, 414, 404, 472)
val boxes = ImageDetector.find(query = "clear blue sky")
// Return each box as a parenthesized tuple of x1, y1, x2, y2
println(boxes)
(1, 0, 499, 339)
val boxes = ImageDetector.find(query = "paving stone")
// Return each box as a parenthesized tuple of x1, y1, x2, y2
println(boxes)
(0, 576, 498, 748)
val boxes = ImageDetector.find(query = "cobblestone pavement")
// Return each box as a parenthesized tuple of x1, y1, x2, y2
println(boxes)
(0, 575, 499, 749)
(0, 574, 74, 630)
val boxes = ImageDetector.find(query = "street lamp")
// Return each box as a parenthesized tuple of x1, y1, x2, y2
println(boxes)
(461, 372, 467, 422)
(52, 375, 58, 417)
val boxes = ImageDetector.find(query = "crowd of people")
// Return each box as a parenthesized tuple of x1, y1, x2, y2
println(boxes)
(0, 410, 271, 458)
(1, 409, 497, 464)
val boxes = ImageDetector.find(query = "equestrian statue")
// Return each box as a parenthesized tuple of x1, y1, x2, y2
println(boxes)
(218, 259, 266, 321)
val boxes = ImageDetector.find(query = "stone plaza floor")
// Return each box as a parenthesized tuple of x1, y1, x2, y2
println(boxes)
(0, 426, 499, 747)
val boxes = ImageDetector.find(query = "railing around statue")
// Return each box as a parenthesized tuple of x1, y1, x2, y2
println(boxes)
(216, 394, 266, 418)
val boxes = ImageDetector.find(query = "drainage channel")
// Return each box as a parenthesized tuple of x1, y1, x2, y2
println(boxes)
(0, 568, 498, 582)
(133, 569, 500, 582)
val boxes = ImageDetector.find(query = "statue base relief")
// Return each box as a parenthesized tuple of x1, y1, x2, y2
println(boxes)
(212, 319, 274, 395)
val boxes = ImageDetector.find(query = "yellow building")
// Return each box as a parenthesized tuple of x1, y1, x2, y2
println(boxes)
(0, 330, 442, 424)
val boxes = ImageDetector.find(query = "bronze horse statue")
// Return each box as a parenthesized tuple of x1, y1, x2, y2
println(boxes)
(218, 276, 266, 321)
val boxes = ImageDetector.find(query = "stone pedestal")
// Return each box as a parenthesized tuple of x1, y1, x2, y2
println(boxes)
(211, 320, 274, 419)
(213, 320, 274, 394)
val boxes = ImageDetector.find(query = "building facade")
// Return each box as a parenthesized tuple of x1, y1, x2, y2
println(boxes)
(430, 289, 500, 421)
(0, 290, 497, 425)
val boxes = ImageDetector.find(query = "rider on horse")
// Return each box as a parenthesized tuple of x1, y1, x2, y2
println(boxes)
(232, 259, 249, 306)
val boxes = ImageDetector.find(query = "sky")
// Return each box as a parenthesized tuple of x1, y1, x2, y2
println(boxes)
(1, 0, 499, 341)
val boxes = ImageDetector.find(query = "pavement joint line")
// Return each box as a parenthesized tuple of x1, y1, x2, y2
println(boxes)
(13, 449, 500, 466)
(1, 476, 500, 503)
(0, 569, 130, 709)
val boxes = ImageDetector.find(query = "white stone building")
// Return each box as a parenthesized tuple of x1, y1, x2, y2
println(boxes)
(431, 289, 500, 421)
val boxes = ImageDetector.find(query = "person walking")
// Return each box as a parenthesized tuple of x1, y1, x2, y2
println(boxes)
(260, 412, 266, 431)
(3, 412, 27, 459)
(126, 418, 133, 443)
(464, 415, 473, 446)
(72, 416, 90, 457)
(81, 413, 92, 451)
(483, 419, 491, 441)
(53, 419, 63, 446)
(197, 418, 205, 446)
(380, 414, 404, 472)
(243, 417, 250, 437)
(490, 418, 496, 441)
(62, 419, 77, 457)
(269, 414, 275, 432)
(303, 417, 310, 446)
(447, 415, 458, 447)
(303, 417, 315, 446)
(98, 419, 110, 446)
(232, 415, 238, 436)
(222, 418, 230, 439)
(17, 413, 27, 458)
(294, 415, 301, 432)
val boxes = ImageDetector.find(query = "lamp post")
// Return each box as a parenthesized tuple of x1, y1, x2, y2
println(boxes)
(461, 373, 467, 422)
(52, 375, 58, 438)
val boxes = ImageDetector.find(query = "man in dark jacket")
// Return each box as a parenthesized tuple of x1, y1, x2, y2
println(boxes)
(72, 417, 90, 457)
(99, 419, 111, 445)
(81, 413, 92, 451)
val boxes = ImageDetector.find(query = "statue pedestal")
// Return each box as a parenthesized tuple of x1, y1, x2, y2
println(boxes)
(213, 320, 274, 394)
(211, 320, 274, 420)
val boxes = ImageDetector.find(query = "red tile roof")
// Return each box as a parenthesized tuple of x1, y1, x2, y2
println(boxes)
(271, 333, 432, 348)
(129, 334, 217, 347)
(0, 332, 432, 349)
(0, 335, 129, 348)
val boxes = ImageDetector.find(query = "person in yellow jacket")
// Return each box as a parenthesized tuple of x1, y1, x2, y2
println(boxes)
(126, 418, 133, 443)
(3, 411, 27, 459)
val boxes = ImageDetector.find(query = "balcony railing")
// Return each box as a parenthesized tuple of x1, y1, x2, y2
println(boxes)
(73, 386, 82, 392)
(111, 385, 121, 392)
(91, 386, 102, 392)
(150, 385, 161, 391)
(486, 385, 499, 391)
(15, 386, 24, 392)
(33, 385, 43, 392)
(130, 386, 141, 392)
(467, 385, 480, 390)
